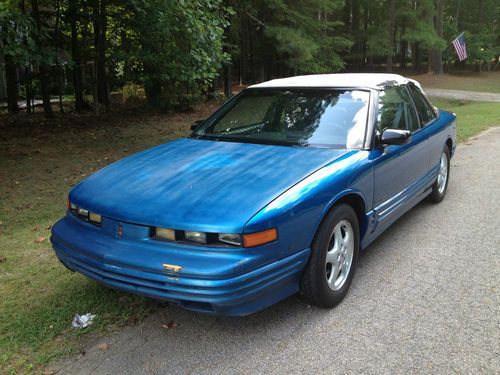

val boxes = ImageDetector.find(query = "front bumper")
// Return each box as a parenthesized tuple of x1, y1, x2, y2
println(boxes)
(51, 214, 310, 316)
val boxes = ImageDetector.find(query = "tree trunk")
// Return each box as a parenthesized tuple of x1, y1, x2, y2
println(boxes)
(24, 67, 32, 113)
(144, 78, 161, 107)
(68, 0, 86, 111)
(413, 42, 421, 71)
(430, 0, 444, 74)
(400, 26, 407, 70)
(55, 0, 64, 112)
(4, 51, 19, 114)
(31, 0, 53, 118)
(386, 0, 396, 72)
(93, 0, 109, 111)
(223, 62, 233, 98)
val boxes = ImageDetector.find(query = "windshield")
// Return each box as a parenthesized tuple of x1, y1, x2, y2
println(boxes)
(193, 88, 370, 148)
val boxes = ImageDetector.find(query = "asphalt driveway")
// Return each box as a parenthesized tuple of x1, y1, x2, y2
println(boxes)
(52, 127, 500, 374)
(425, 89, 500, 102)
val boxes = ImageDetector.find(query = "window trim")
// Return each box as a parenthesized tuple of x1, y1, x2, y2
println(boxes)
(374, 84, 421, 134)
(192, 86, 374, 150)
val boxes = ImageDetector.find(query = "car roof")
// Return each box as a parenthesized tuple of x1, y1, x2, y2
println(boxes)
(249, 73, 423, 91)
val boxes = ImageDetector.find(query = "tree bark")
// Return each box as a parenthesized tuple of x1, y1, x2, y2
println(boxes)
(223, 62, 233, 98)
(4, 51, 19, 114)
(31, 0, 53, 118)
(93, 0, 109, 110)
(430, 0, 444, 74)
(68, 0, 86, 111)
(386, 0, 396, 72)
(144, 77, 161, 107)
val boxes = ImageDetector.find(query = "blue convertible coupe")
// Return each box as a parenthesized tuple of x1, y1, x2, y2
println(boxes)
(51, 73, 456, 316)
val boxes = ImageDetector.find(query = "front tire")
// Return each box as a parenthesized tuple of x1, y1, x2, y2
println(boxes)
(300, 203, 359, 308)
(429, 146, 450, 203)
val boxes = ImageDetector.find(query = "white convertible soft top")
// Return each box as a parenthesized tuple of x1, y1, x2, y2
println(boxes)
(249, 73, 424, 91)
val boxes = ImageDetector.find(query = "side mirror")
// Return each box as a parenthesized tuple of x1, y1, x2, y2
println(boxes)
(191, 119, 205, 131)
(380, 128, 411, 145)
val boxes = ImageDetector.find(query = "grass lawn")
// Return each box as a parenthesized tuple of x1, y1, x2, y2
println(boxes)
(0, 98, 498, 373)
(431, 98, 500, 142)
(409, 71, 500, 94)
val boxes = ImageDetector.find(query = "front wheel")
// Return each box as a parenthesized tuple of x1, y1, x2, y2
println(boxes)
(300, 203, 359, 308)
(429, 146, 450, 203)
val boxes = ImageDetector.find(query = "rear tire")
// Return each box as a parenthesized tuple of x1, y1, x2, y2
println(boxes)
(300, 203, 359, 308)
(429, 146, 450, 203)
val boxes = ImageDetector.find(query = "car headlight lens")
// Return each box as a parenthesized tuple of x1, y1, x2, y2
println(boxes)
(151, 227, 277, 247)
(184, 231, 207, 244)
(218, 233, 242, 246)
(89, 212, 102, 224)
(77, 207, 89, 218)
(68, 200, 102, 226)
(155, 227, 176, 241)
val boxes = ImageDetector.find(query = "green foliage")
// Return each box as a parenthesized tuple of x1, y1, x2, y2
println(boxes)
(442, 0, 499, 65)
(0, 0, 58, 67)
(251, 0, 351, 73)
(130, 0, 230, 108)
(0, 2, 36, 66)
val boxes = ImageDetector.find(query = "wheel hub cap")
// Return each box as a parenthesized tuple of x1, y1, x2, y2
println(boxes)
(437, 152, 448, 194)
(325, 220, 354, 291)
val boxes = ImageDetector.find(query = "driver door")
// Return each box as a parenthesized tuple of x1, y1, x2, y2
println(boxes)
(370, 85, 429, 229)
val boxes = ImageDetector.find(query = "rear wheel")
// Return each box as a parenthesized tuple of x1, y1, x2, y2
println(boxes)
(429, 146, 450, 203)
(300, 203, 359, 307)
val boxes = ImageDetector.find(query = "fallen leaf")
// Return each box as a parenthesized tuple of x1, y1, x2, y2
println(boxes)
(42, 370, 57, 375)
(46, 224, 52, 230)
(34, 236, 46, 243)
(97, 342, 109, 351)
(0, 256, 6, 263)
(161, 321, 178, 330)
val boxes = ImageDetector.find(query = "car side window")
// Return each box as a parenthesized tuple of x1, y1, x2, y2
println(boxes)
(377, 86, 419, 133)
(408, 85, 437, 126)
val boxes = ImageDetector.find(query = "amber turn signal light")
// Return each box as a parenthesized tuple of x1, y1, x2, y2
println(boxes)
(243, 228, 278, 248)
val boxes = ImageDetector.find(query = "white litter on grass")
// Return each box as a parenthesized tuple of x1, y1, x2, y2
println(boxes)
(72, 313, 96, 328)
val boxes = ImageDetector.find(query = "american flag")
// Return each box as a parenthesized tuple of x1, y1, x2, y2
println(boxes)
(451, 33, 467, 61)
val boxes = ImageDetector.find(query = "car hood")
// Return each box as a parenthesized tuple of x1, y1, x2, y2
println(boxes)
(70, 138, 350, 233)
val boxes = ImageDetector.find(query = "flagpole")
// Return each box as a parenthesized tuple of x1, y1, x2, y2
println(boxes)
(448, 32, 464, 46)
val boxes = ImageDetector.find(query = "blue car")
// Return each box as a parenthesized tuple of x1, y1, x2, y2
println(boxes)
(51, 74, 456, 316)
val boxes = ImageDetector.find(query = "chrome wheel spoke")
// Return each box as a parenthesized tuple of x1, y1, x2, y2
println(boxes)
(325, 249, 337, 264)
(327, 263, 340, 286)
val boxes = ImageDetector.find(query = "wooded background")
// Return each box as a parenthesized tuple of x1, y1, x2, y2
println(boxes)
(1, 0, 498, 117)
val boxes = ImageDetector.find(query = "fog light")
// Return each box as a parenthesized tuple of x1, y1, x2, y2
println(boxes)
(156, 227, 176, 241)
(184, 231, 207, 244)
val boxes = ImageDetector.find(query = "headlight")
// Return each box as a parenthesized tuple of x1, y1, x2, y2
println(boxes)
(155, 227, 176, 241)
(68, 200, 102, 226)
(77, 207, 89, 218)
(89, 212, 102, 224)
(184, 231, 207, 244)
(218, 233, 242, 246)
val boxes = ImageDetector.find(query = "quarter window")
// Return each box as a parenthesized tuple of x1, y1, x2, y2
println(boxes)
(377, 86, 419, 133)
(408, 85, 437, 126)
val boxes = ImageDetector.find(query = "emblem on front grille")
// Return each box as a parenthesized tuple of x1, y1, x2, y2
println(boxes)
(163, 264, 182, 273)
(117, 225, 123, 238)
